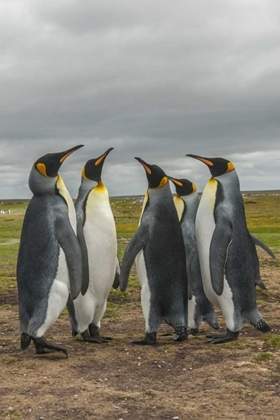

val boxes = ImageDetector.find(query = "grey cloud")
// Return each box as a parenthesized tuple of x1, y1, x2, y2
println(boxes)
(0, 0, 280, 197)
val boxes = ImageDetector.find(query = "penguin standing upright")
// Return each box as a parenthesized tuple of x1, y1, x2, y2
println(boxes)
(186, 154, 271, 343)
(67, 148, 119, 342)
(119, 158, 188, 345)
(17, 145, 84, 356)
(169, 176, 219, 334)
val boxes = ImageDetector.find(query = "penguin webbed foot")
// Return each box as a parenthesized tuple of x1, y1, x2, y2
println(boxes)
(132, 332, 157, 345)
(206, 329, 239, 344)
(32, 337, 68, 357)
(21, 333, 32, 350)
(88, 323, 113, 342)
(188, 328, 199, 336)
(173, 326, 188, 342)
(255, 319, 271, 333)
(81, 330, 112, 343)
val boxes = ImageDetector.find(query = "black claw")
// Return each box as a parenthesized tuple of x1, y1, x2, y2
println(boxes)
(206, 329, 239, 344)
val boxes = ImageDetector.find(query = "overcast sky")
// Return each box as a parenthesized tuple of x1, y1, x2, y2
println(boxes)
(1, 0, 280, 199)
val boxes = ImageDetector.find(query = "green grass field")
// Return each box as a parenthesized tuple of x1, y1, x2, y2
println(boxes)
(0, 194, 279, 296)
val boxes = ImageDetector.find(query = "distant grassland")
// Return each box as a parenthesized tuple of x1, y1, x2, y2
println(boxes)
(0, 194, 279, 295)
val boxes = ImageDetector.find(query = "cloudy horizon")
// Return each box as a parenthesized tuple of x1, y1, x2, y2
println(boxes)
(1, 0, 280, 199)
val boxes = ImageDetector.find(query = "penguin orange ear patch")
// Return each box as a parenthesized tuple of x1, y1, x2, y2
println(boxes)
(36, 163, 48, 177)
(226, 162, 235, 172)
(157, 176, 168, 188)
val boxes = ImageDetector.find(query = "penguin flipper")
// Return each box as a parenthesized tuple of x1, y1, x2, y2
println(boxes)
(119, 225, 149, 292)
(112, 256, 120, 289)
(210, 213, 233, 296)
(251, 234, 276, 259)
(55, 210, 83, 300)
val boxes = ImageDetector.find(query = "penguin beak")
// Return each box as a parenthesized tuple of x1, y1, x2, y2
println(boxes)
(186, 154, 214, 167)
(95, 148, 114, 166)
(134, 157, 152, 174)
(59, 144, 84, 163)
(168, 177, 183, 187)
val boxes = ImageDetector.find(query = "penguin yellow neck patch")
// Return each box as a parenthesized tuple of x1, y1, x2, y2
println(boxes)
(174, 195, 184, 221)
(95, 181, 106, 192)
(36, 163, 49, 177)
(82, 167, 90, 180)
(157, 176, 168, 189)
(226, 162, 235, 173)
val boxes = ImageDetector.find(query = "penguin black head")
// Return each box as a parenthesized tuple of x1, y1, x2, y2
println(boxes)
(186, 154, 235, 177)
(82, 148, 113, 182)
(134, 157, 168, 189)
(35, 145, 84, 178)
(169, 177, 196, 196)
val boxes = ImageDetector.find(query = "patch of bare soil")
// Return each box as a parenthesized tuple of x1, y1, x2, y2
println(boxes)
(1, 253, 280, 420)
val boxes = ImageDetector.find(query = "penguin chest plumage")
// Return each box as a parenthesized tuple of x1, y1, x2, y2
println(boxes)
(84, 185, 117, 298)
(196, 179, 234, 325)
(56, 175, 77, 232)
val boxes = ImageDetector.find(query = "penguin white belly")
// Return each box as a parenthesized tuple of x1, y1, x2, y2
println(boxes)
(196, 180, 235, 330)
(36, 247, 70, 337)
(135, 250, 151, 330)
(85, 203, 117, 299)
(188, 296, 197, 329)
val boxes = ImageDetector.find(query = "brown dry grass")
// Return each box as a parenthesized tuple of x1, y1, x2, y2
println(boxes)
(1, 249, 280, 420)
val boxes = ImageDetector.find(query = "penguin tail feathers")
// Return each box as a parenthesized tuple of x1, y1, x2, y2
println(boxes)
(246, 309, 271, 333)
(203, 313, 220, 330)
(21, 333, 32, 350)
(255, 277, 268, 290)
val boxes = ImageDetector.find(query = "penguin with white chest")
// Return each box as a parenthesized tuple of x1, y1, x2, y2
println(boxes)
(169, 176, 219, 334)
(186, 154, 271, 343)
(67, 148, 119, 342)
(119, 158, 188, 345)
(17, 145, 84, 356)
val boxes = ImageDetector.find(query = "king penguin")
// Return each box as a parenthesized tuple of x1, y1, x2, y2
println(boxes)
(67, 148, 119, 342)
(169, 176, 219, 334)
(119, 158, 188, 345)
(186, 154, 271, 343)
(17, 145, 84, 356)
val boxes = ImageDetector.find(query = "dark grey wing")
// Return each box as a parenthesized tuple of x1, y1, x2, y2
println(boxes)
(251, 234, 276, 259)
(54, 207, 83, 300)
(210, 211, 233, 296)
(119, 224, 149, 292)
(76, 200, 90, 296)
(112, 256, 120, 289)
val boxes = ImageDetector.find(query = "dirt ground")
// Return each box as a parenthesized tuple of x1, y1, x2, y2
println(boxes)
(1, 251, 280, 420)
